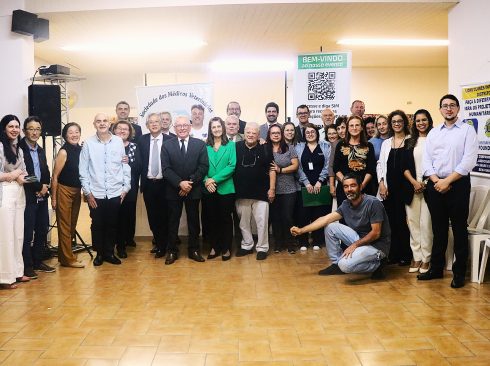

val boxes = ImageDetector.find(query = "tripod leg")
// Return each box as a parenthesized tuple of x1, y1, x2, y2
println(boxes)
(75, 230, 93, 258)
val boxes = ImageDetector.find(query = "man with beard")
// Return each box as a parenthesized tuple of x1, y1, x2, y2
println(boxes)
(259, 102, 281, 140)
(291, 173, 391, 278)
(418, 94, 478, 288)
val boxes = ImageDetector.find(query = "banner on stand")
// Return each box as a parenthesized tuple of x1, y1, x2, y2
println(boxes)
(135, 83, 214, 135)
(293, 52, 352, 125)
(461, 82, 490, 175)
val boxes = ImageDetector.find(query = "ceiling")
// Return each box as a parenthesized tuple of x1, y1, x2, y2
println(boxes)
(33, 2, 455, 75)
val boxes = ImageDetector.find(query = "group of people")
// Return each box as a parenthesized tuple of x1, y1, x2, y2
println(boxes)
(0, 93, 478, 289)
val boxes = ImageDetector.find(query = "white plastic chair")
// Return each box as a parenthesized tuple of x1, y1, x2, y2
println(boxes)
(445, 185, 490, 282)
(478, 239, 490, 284)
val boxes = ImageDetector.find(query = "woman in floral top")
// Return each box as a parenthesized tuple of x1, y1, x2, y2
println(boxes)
(333, 115, 376, 206)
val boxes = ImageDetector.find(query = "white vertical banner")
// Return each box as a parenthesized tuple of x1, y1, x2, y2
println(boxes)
(461, 82, 490, 175)
(135, 82, 214, 134)
(293, 52, 352, 125)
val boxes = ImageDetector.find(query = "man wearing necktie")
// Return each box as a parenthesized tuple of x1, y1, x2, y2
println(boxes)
(295, 105, 311, 142)
(161, 115, 209, 265)
(136, 113, 174, 259)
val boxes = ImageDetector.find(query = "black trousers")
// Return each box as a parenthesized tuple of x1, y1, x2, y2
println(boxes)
(384, 191, 411, 263)
(143, 180, 169, 252)
(23, 199, 49, 269)
(425, 177, 470, 277)
(204, 193, 235, 254)
(270, 192, 296, 250)
(89, 197, 120, 257)
(167, 198, 200, 254)
(116, 199, 136, 250)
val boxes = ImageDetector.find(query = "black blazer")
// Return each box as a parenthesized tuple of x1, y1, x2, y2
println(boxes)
(295, 125, 307, 142)
(19, 138, 50, 204)
(161, 137, 209, 200)
(136, 133, 175, 193)
(131, 123, 143, 143)
(401, 139, 419, 206)
(238, 119, 247, 134)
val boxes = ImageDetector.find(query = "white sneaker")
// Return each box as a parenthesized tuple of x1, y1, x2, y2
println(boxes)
(313, 245, 320, 251)
(300, 246, 307, 251)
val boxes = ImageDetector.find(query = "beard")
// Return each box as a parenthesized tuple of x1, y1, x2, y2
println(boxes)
(346, 191, 360, 200)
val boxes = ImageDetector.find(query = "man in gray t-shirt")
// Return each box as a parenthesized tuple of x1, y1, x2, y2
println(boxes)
(291, 173, 391, 278)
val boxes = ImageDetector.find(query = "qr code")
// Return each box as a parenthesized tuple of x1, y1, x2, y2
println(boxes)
(307, 72, 336, 100)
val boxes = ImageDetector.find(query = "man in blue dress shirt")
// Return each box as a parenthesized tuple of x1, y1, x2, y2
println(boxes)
(79, 113, 131, 266)
(418, 94, 478, 288)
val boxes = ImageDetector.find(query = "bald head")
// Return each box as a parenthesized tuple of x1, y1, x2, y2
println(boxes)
(93, 113, 110, 134)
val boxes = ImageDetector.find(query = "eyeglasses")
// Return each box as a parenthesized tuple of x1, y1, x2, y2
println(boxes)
(26, 128, 42, 132)
(297, 112, 309, 116)
(174, 124, 190, 129)
(441, 104, 458, 110)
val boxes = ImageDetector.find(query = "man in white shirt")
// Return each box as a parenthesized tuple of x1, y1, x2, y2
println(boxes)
(190, 104, 208, 140)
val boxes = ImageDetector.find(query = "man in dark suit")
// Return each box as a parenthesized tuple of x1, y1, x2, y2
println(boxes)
(19, 116, 55, 278)
(136, 113, 174, 259)
(161, 115, 209, 265)
(226, 101, 247, 134)
(116, 101, 142, 143)
(295, 104, 311, 142)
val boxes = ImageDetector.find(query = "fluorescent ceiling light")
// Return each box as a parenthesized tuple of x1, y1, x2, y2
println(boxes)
(209, 58, 294, 73)
(62, 38, 207, 53)
(337, 39, 449, 46)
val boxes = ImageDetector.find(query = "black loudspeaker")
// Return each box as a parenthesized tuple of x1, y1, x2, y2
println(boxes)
(11, 10, 37, 36)
(28, 85, 62, 136)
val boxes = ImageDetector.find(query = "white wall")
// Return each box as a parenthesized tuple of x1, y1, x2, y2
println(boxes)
(449, 0, 490, 186)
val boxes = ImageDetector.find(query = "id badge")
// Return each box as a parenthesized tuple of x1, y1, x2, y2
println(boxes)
(308, 162, 314, 170)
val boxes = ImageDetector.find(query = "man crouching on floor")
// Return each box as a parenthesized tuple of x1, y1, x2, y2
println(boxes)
(291, 173, 391, 279)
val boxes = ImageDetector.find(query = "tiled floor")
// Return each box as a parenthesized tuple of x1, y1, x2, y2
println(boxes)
(1, 208, 490, 365)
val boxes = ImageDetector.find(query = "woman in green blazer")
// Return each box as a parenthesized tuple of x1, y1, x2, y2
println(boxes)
(203, 117, 236, 260)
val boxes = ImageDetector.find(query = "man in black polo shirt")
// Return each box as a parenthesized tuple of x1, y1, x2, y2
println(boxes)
(234, 122, 276, 260)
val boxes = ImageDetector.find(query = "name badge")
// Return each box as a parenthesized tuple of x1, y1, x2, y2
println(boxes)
(308, 162, 314, 170)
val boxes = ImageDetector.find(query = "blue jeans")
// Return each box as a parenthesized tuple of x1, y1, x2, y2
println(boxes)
(325, 223, 385, 273)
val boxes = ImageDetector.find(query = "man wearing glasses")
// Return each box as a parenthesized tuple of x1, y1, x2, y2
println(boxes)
(19, 116, 55, 278)
(161, 116, 209, 265)
(234, 122, 276, 260)
(295, 105, 311, 142)
(418, 94, 478, 288)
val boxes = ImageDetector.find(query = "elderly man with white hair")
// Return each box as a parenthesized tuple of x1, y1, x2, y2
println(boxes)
(233, 122, 276, 260)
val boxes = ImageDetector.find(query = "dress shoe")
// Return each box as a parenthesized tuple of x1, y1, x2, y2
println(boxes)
(127, 239, 137, 247)
(93, 255, 104, 266)
(207, 250, 220, 260)
(117, 248, 128, 259)
(104, 255, 122, 265)
(236, 248, 253, 257)
(165, 252, 178, 265)
(256, 251, 267, 260)
(188, 251, 205, 262)
(150, 246, 158, 254)
(417, 269, 443, 281)
(451, 275, 465, 288)
(222, 254, 231, 261)
(154, 250, 166, 259)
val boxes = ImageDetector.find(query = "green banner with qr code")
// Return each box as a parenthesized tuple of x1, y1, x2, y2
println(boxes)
(298, 53, 349, 69)
(293, 51, 352, 125)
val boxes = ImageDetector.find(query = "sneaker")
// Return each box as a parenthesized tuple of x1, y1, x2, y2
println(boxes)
(419, 262, 430, 273)
(33, 263, 56, 273)
(256, 251, 267, 260)
(312, 245, 320, 251)
(24, 268, 38, 280)
(371, 259, 387, 280)
(300, 246, 307, 251)
(235, 248, 253, 257)
(318, 264, 344, 276)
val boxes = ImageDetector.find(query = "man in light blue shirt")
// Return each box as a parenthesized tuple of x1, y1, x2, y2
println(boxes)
(79, 113, 131, 266)
(418, 94, 478, 288)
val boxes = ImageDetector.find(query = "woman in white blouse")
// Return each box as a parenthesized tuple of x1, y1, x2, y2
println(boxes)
(0, 115, 28, 289)
(402, 109, 434, 273)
